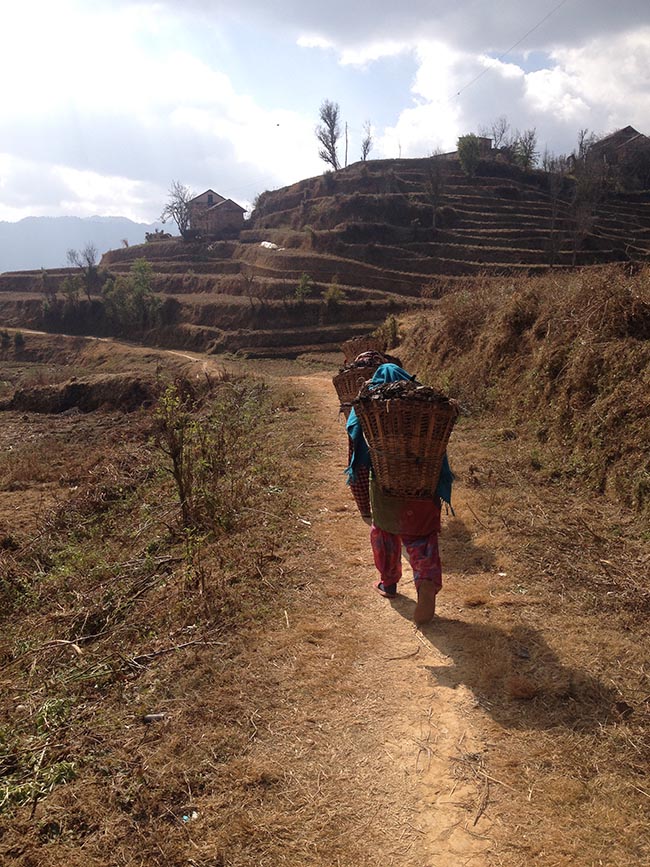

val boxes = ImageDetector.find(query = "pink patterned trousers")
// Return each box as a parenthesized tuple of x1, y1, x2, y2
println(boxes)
(370, 526, 442, 591)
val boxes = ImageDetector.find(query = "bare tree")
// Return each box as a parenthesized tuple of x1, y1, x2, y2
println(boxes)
(361, 121, 373, 161)
(425, 152, 445, 232)
(576, 128, 598, 162)
(542, 151, 571, 264)
(491, 115, 512, 149)
(160, 180, 194, 239)
(67, 242, 99, 301)
(570, 157, 607, 264)
(316, 100, 341, 171)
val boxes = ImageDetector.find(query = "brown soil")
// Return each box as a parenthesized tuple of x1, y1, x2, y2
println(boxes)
(1, 335, 649, 865)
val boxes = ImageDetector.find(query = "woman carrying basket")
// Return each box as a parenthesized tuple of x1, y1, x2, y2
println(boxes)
(345, 363, 453, 626)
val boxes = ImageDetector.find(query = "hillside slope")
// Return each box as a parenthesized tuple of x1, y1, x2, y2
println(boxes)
(2, 157, 650, 356)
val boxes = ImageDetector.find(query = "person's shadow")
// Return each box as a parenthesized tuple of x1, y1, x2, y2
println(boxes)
(440, 515, 495, 574)
(389, 601, 621, 731)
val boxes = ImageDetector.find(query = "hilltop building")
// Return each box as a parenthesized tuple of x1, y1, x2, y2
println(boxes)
(438, 136, 493, 160)
(188, 190, 246, 236)
(588, 126, 650, 165)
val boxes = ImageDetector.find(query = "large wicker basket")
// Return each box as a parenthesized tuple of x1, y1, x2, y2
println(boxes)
(333, 363, 380, 417)
(353, 380, 459, 498)
(341, 335, 383, 364)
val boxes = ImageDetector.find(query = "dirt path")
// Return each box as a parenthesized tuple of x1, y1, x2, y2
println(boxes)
(256, 368, 494, 866)
(4, 335, 648, 865)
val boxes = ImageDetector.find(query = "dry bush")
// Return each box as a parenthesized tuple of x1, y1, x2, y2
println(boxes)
(0, 364, 305, 867)
(401, 264, 650, 510)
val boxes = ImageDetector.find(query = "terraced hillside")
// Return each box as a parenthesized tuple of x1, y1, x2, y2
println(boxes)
(2, 156, 650, 356)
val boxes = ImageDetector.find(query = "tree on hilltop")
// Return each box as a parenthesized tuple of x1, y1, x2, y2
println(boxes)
(160, 180, 194, 240)
(488, 115, 513, 149)
(66, 242, 100, 301)
(513, 128, 539, 170)
(316, 100, 341, 171)
(457, 134, 481, 177)
(361, 120, 373, 161)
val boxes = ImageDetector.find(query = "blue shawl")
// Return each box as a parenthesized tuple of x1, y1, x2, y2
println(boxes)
(345, 363, 454, 508)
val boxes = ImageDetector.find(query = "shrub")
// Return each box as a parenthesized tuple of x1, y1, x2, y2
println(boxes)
(457, 134, 481, 176)
(400, 265, 650, 509)
(152, 376, 272, 531)
(373, 314, 400, 349)
(295, 273, 313, 302)
(102, 258, 160, 335)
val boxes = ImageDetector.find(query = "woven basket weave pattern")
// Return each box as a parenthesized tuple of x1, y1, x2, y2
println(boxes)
(355, 397, 457, 498)
(332, 365, 379, 405)
(341, 336, 383, 363)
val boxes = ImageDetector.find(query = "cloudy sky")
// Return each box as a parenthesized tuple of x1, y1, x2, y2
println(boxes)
(1, 0, 649, 223)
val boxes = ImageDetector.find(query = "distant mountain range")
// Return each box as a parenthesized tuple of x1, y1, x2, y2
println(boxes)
(0, 215, 166, 273)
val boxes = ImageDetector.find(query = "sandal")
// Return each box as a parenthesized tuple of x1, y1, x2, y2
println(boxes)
(374, 580, 398, 599)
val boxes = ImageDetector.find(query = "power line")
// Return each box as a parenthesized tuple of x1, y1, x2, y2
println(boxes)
(451, 0, 575, 101)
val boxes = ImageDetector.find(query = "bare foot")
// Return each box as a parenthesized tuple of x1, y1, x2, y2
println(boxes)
(414, 582, 436, 626)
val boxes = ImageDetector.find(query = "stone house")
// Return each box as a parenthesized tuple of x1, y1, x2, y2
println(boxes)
(188, 189, 246, 236)
(588, 126, 650, 165)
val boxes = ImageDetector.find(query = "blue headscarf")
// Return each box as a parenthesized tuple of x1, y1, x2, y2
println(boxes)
(345, 363, 454, 508)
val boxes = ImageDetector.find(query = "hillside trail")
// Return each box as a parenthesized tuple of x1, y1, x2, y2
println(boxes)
(251, 365, 494, 866)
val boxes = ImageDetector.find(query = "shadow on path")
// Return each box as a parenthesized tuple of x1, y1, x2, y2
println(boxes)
(388, 599, 618, 732)
(440, 515, 495, 574)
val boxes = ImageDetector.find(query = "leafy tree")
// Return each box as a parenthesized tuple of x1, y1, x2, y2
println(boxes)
(38, 268, 57, 303)
(61, 275, 82, 303)
(102, 258, 159, 334)
(66, 242, 99, 301)
(160, 180, 194, 239)
(316, 100, 341, 171)
(457, 134, 481, 177)
(295, 272, 313, 302)
(513, 128, 539, 170)
(361, 120, 373, 161)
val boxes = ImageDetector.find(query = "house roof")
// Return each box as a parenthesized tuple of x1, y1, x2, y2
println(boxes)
(207, 198, 246, 212)
(188, 189, 226, 204)
(592, 126, 648, 151)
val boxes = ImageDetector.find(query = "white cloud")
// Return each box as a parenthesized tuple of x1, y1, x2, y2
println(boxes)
(524, 67, 588, 121)
(338, 41, 410, 67)
(0, 0, 323, 220)
(378, 42, 472, 156)
(297, 34, 334, 50)
(552, 28, 650, 134)
(377, 26, 650, 162)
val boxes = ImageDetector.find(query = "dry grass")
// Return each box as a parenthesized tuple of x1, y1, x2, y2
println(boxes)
(0, 344, 320, 866)
(395, 266, 650, 864)
(401, 263, 650, 512)
(1, 344, 456, 867)
(431, 412, 650, 867)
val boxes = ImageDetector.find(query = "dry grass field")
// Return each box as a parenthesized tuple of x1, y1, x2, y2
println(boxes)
(1, 273, 649, 867)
